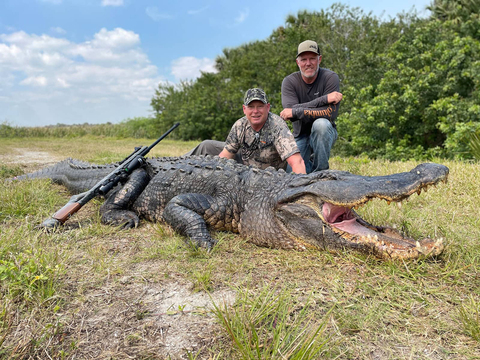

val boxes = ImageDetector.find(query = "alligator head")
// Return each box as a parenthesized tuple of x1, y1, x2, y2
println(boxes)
(273, 163, 449, 260)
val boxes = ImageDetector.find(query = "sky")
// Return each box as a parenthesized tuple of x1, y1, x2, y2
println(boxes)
(0, 0, 432, 127)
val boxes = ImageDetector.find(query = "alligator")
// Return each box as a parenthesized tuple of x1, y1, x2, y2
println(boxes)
(13, 156, 449, 260)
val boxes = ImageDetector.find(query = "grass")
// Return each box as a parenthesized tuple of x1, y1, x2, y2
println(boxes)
(459, 295, 480, 342)
(0, 136, 199, 162)
(0, 136, 479, 358)
(211, 285, 331, 359)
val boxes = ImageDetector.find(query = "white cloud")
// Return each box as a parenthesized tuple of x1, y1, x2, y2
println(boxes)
(55, 77, 70, 88)
(50, 26, 66, 34)
(20, 76, 48, 87)
(0, 28, 165, 126)
(146, 7, 173, 21)
(1, 31, 70, 50)
(234, 8, 249, 25)
(101, 0, 124, 6)
(188, 6, 210, 15)
(92, 27, 139, 49)
(171, 56, 217, 82)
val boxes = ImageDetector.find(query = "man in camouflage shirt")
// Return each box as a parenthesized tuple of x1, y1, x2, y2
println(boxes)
(186, 88, 306, 174)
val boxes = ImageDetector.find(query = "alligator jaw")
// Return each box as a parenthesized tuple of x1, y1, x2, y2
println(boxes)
(325, 209, 445, 260)
(320, 177, 448, 260)
(276, 163, 448, 260)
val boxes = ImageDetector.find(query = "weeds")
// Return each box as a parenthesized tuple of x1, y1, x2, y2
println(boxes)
(0, 299, 13, 349)
(0, 228, 65, 303)
(0, 252, 60, 301)
(191, 265, 214, 292)
(0, 178, 65, 222)
(459, 295, 480, 342)
(0, 163, 24, 178)
(211, 285, 332, 359)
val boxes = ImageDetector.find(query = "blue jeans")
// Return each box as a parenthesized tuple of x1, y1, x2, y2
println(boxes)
(292, 118, 337, 173)
(185, 140, 243, 163)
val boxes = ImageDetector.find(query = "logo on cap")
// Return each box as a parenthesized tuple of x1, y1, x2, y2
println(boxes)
(296, 40, 320, 58)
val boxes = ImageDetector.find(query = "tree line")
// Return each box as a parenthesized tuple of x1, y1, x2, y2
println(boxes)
(150, 1, 480, 160)
(2, 1, 478, 160)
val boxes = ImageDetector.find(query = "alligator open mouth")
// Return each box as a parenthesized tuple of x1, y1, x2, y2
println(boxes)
(322, 201, 444, 260)
(323, 203, 371, 235)
(276, 163, 448, 260)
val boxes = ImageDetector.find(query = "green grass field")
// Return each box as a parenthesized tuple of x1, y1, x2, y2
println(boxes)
(0, 137, 479, 359)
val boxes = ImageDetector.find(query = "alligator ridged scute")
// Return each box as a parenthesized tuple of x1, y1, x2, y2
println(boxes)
(12, 155, 449, 260)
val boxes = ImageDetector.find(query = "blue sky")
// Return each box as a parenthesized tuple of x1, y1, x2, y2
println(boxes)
(0, 0, 432, 127)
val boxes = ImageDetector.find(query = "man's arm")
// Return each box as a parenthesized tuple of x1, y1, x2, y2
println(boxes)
(281, 75, 301, 109)
(218, 148, 235, 159)
(286, 153, 306, 174)
(281, 103, 340, 124)
(292, 91, 342, 109)
(281, 72, 341, 124)
(271, 114, 306, 173)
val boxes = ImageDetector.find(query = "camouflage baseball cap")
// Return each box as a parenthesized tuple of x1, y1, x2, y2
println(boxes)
(296, 40, 320, 57)
(244, 88, 268, 105)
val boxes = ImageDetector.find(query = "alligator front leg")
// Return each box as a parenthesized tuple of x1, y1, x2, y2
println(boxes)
(100, 168, 150, 228)
(162, 193, 229, 249)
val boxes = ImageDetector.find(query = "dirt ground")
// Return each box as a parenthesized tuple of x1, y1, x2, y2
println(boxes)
(0, 148, 66, 168)
(3, 149, 237, 359)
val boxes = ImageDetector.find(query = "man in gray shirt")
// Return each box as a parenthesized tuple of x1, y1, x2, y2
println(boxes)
(280, 40, 343, 172)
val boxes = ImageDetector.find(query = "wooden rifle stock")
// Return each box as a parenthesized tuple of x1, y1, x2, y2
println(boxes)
(52, 202, 83, 223)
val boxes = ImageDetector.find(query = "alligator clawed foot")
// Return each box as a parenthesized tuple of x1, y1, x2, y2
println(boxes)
(184, 238, 217, 252)
(205, 239, 217, 252)
(101, 210, 139, 229)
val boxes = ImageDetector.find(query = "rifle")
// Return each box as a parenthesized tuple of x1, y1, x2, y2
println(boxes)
(40, 122, 180, 229)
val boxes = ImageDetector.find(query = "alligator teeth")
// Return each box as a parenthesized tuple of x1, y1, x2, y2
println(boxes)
(416, 241, 421, 248)
(396, 202, 402, 209)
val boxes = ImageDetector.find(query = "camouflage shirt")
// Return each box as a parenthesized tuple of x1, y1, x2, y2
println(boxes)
(224, 112, 299, 170)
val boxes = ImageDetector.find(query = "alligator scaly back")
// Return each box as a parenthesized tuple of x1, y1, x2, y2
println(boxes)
(12, 156, 449, 260)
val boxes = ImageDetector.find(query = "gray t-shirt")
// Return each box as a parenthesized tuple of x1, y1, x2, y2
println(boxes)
(281, 68, 341, 137)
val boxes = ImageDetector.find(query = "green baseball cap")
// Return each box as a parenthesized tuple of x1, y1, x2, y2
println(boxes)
(296, 40, 320, 57)
(244, 88, 268, 105)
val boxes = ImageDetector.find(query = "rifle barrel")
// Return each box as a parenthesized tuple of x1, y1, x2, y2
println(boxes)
(145, 123, 180, 154)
